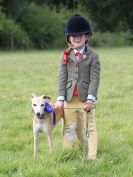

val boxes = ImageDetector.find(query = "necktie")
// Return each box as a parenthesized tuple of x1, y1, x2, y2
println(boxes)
(75, 52, 81, 58)
(73, 86, 78, 96)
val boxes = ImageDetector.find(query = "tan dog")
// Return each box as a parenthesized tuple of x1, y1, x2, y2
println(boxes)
(31, 93, 63, 157)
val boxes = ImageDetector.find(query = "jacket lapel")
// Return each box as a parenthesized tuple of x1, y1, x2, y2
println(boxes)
(78, 45, 90, 63)
(69, 50, 76, 63)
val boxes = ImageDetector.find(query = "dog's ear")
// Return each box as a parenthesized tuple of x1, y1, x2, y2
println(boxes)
(31, 93, 36, 98)
(42, 95, 51, 100)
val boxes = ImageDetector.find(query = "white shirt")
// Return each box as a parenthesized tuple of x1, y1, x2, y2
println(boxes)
(74, 45, 85, 61)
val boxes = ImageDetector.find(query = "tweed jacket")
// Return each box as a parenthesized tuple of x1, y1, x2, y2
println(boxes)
(57, 45, 100, 102)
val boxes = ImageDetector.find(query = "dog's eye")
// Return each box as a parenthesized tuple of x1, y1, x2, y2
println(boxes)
(33, 104, 37, 106)
(40, 104, 44, 107)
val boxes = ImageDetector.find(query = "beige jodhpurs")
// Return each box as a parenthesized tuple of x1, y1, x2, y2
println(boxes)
(63, 96, 97, 159)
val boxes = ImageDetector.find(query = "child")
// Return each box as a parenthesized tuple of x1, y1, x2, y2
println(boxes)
(55, 14, 100, 160)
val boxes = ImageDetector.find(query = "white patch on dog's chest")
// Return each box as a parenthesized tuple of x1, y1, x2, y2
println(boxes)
(36, 122, 48, 133)
(40, 124, 47, 132)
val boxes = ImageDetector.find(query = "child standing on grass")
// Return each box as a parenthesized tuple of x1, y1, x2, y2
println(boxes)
(55, 14, 100, 160)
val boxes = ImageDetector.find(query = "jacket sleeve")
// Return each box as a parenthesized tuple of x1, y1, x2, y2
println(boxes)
(88, 53, 100, 99)
(57, 54, 68, 97)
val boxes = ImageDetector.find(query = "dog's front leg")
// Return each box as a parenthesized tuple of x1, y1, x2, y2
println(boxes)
(33, 130, 39, 158)
(47, 132, 52, 153)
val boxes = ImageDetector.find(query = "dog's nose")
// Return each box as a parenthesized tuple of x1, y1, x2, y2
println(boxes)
(36, 112, 40, 116)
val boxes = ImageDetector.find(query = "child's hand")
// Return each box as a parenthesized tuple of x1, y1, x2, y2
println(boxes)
(55, 101, 64, 110)
(83, 100, 95, 112)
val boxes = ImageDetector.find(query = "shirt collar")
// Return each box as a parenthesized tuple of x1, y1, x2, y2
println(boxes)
(74, 45, 85, 54)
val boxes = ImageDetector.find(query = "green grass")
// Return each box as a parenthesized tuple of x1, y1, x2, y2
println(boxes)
(0, 47, 133, 177)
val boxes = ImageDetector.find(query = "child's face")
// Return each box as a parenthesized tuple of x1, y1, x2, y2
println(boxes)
(69, 34, 88, 49)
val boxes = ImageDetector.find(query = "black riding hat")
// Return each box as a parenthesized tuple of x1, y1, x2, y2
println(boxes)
(65, 14, 92, 36)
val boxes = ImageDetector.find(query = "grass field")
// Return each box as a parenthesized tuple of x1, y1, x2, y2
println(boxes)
(0, 47, 133, 177)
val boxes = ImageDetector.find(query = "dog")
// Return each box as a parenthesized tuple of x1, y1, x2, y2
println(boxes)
(31, 93, 64, 157)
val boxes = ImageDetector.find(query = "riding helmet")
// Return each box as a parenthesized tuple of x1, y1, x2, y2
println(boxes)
(65, 14, 92, 36)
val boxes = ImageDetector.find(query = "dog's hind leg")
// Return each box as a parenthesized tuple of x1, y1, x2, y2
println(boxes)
(61, 118, 65, 135)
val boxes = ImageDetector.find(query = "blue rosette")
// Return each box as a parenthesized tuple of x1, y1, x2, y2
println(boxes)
(44, 102, 53, 113)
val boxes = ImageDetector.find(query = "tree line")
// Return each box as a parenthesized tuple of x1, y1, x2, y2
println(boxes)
(0, 0, 133, 49)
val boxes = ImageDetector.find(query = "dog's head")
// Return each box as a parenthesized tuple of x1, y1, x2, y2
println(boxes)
(31, 93, 51, 119)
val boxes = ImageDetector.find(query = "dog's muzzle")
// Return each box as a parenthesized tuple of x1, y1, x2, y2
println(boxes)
(32, 109, 46, 119)
(36, 112, 46, 119)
